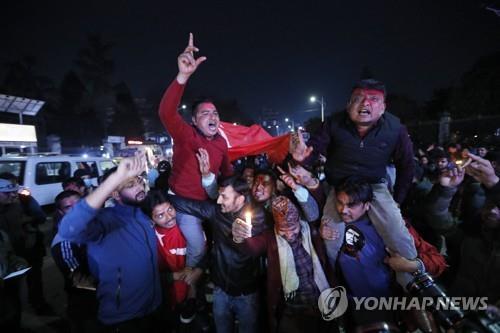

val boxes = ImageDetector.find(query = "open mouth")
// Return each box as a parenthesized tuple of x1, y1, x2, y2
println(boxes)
(358, 108, 371, 116)
(208, 122, 217, 131)
(254, 190, 265, 198)
(165, 218, 176, 227)
(136, 191, 146, 201)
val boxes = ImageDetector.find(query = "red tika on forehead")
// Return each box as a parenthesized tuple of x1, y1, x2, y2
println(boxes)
(353, 88, 385, 97)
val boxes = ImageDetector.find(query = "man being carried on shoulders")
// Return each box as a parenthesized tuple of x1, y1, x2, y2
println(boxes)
(158, 33, 232, 269)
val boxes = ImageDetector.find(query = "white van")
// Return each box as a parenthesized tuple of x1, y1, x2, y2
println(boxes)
(0, 154, 116, 206)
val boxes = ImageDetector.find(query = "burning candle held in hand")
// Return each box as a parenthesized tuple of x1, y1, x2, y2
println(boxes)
(245, 211, 252, 225)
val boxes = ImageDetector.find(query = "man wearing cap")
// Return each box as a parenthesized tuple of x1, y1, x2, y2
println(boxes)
(56, 155, 162, 330)
(0, 178, 19, 202)
(232, 196, 335, 333)
(290, 79, 417, 288)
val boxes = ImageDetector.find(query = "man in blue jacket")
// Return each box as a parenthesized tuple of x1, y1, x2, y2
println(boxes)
(57, 154, 162, 331)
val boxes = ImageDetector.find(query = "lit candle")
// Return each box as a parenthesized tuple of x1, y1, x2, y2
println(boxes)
(245, 211, 252, 226)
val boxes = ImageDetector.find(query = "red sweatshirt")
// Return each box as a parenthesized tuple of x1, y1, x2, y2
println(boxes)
(406, 222, 447, 277)
(159, 80, 233, 200)
(155, 225, 188, 306)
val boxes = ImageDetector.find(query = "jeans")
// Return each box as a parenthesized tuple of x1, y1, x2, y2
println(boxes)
(212, 287, 258, 333)
(176, 212, 206, 267)
(322, 183, 417, 289)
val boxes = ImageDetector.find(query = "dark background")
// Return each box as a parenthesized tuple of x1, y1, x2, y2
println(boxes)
(2, 0, 500, 145)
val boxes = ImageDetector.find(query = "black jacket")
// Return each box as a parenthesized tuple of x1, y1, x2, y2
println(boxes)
(308, 111, 415, 203)
(325, 112, 401, 184)
(168, 195, 266, 296)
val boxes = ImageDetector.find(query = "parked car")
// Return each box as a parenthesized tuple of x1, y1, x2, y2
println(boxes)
(0, 154, 116, 206)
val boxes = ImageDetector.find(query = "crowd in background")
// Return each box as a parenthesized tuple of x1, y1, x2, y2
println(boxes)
(1, 33, 500, 333)
(1, 137, 499, 333)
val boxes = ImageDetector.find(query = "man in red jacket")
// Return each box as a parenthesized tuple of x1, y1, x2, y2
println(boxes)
(158, 33, 233, 268)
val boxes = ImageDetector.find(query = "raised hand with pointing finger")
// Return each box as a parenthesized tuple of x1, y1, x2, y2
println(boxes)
(276, 165, 298, 191)
(158, 33, 233, 271)
(176, 33, 207, 84)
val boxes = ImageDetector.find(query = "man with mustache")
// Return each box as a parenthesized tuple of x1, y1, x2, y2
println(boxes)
(232, 196, 334, 333)
(158, 33, 232, 270)
(291, 79, 417, 289)
(57, 155, 163, 331)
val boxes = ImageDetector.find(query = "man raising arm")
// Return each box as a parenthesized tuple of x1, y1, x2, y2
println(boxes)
(158, 33, 232, 268)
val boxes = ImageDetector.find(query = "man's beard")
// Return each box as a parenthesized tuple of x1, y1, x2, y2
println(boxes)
(120, 191, 146, 206)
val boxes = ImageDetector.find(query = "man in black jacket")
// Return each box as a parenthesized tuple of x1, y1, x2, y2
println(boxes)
(168, 175, 263, 333)
(291, 79, 417, 289)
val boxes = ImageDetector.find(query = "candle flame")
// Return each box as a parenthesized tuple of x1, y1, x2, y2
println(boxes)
(245, 211, 252, 225)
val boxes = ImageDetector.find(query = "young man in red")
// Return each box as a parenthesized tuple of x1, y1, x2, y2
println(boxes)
(158, 33, 233, 268)
(142, 190, 202, 325)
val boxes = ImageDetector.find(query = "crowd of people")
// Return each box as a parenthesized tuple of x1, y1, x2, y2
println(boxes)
(1, 34, 500, 333)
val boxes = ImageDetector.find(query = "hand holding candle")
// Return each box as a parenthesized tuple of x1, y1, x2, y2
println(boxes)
(232, 211, 252, 243)
(243, 210, 252, 236)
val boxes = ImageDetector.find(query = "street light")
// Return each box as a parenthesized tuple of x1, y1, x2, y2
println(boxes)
(309, 96, 326, 122)
(284, 117, 295, 132)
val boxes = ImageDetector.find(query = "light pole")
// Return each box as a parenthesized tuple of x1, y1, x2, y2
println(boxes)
(309, 96, 325, 122)
(284, 117, 295, 132)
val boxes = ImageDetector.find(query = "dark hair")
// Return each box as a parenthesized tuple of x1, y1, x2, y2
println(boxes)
(218, 175, 249, 195)
(101, 166, 118, 183)
(446, 142, 457, 148)
(352, 79, 386, 96)
(157, 160, 171, 174)
(243, 157, 256, 170)
(428, 148, 449, 162)
(74, 168, 91, 179)
(336, 177, 373, 204)
(141, 190, 170, 218)
(191, 97, 216, 117)
(54, 190, 81, 209)
(62, 177, 85, 190)
(242, 165, 255, 173)
(254, 168, 278, 183)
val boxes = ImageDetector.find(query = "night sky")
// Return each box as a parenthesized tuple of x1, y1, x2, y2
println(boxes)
(2, 0, 500, 124)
